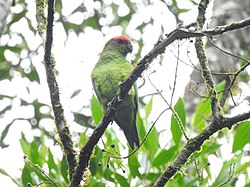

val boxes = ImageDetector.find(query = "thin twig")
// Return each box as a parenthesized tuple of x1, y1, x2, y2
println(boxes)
(148, 72, 189, 141)
(170, 42, 180, 107)
(193, 159, 202, 186)
(218, 163, 236, 187)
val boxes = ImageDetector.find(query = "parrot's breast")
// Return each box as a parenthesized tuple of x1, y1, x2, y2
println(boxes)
(91, 52, 133, 108)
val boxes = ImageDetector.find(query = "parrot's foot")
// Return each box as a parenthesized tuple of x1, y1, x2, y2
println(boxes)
(117, 95, 122, 102)
(107, 102, 117, 110)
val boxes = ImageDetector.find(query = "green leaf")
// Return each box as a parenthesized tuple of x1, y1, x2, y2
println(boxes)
(191, 98, 211, 132)
(190, 0, 199, 5)
(105, 128, 120, 152)
(145, 172, 159, 181)
(20, 139, 31, 159)
(7, 11, 27, 29)
(128, 154, 140, 177)
(103, 169, 115, 182)
(172, 0, 177, 7)
(144, 126, 159, 159)
(152, 146, 177, 167)
(89, 146, 103, 177)
(25, 65, 40, 83)
(84, 16, 99, 29)
(88, 181, 105, 187)
(177, 8, 190, 14)
(21, 164, 34, 186)
(232, 121, 250, 153)
(235, 161, 250, 176)
(191, 81, 225, 132)
(91, 95, 104, 125)
(244, 183, 250, 187)
(167, 172, 185, 187)
(171, 98, 186, 145)
(73, 113, 93, 129)
(137, 112, 146, 142)
(38, 134, 47, 166)
(0, 124, 12, 143)
(0, 168, 19, 185)
(55, 0, 63, 15)
(70, 89, 81, 99)
(62, 22, 82, 35)
(144, 97, 153, 118)
(215, 81, 226, 100)
(193, 140, 220, 158)
(211, 153, 242, 187)
(48, 149, 58, 176)
(60, 156, 69, 183)
(114, 173, 129, 187)
(30, 141, 40, 164)
(78, 130, 88, 147)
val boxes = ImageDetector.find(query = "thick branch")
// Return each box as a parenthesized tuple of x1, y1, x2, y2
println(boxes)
(70, 17, 250, 186)
(43, 0, 77, 180)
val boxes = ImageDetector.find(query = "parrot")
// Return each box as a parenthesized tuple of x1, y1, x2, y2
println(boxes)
(91, 35, 139, 150)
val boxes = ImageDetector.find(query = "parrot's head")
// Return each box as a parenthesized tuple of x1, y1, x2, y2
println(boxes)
(103, 35, 133, 56)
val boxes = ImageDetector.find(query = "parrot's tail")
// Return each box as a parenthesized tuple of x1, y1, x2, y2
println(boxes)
(115, 119, 139, 150)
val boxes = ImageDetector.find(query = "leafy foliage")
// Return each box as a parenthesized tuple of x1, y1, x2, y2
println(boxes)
(1, 0, 250, 186)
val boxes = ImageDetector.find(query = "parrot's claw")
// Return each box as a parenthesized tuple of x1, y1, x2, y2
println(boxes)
(117, 95, 122, 102)
(107, 102, 117, 111)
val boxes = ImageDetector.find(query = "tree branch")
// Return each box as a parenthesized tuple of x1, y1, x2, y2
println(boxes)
(153, 111, 250, 187)
(43, 0, 77, 180)
(168, 17, 250, 39)
(70, 16, 250, 187)
(195, 0, 221, 119)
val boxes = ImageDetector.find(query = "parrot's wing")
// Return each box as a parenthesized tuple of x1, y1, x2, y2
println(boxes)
(133, 84, 139, 147)
(91, 77, 101, 103)
(115, 86, 139, 150)
(133, 83, 138, 117)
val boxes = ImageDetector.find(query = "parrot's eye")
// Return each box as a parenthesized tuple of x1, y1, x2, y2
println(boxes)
(116, 38, 126, 44)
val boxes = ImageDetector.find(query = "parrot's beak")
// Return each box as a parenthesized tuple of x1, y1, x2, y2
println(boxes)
(126, 42, 133, 53)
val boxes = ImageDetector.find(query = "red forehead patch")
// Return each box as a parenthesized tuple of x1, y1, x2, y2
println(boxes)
(112, 35, 131, 42)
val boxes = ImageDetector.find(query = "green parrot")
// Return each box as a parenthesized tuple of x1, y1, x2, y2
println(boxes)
(91, 35, 139, 150)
